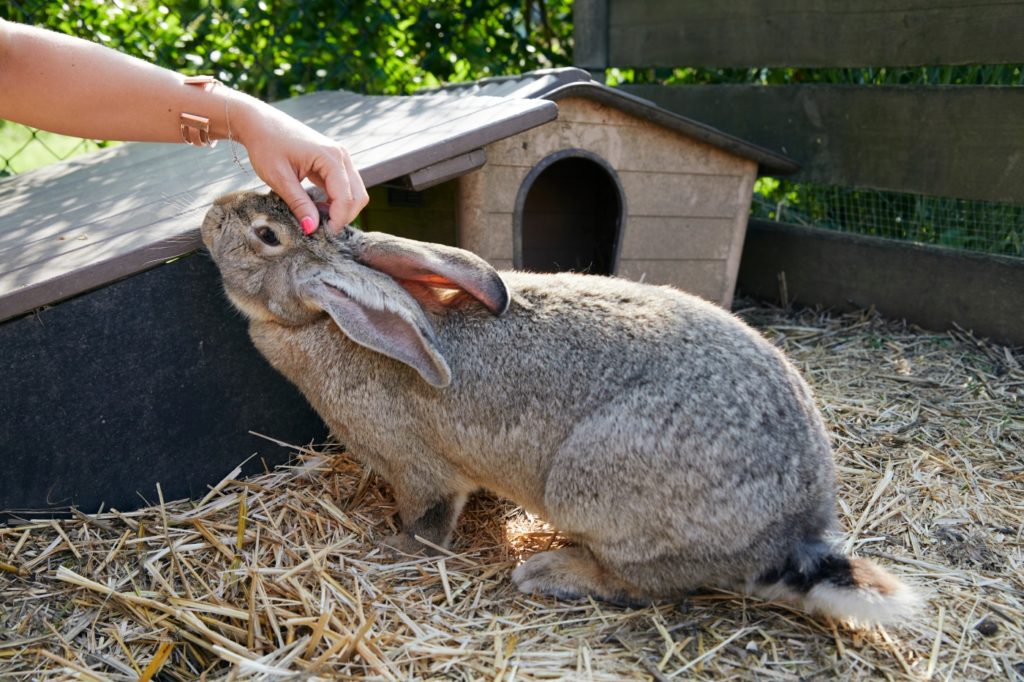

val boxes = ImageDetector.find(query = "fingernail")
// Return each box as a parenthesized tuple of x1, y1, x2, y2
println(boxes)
(301, 216, 316, 235)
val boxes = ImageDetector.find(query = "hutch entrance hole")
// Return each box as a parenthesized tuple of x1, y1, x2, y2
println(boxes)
(515, 151, 624, 275)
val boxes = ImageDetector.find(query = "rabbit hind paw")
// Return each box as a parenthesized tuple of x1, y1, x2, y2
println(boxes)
(511, 546, 648, 608)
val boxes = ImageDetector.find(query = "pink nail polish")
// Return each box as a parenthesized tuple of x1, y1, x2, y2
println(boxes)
(301, 216, 316, 235)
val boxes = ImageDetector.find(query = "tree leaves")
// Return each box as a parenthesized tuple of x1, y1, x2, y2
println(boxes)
(4, 0, 574, 99)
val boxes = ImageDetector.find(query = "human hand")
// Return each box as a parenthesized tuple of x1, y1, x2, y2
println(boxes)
(233, 97, 368, 234)
(0, 21, 368, 231)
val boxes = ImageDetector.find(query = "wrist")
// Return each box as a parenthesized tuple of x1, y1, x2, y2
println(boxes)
(218, 88, 261, 145)
(179, 79, 262, 148)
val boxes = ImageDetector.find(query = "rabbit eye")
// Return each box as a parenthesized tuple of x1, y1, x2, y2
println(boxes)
(255, 226, 280, 246)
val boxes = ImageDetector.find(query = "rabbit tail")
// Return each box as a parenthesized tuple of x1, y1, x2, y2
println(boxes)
(750, 539, 919, 626)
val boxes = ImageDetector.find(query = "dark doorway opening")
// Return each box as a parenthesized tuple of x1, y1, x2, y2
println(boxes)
(516, 153, 623, 275)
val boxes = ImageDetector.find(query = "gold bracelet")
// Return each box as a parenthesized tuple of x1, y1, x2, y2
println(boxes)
(180, 75, 220, 148)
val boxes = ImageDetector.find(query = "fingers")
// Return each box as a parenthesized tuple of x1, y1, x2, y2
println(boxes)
(238, 103, 367, 235)
(323, 148, 368, 234)
(276, 145, 366, 235)
(257, 149, 366, 236)
(270, 170, 320, 235)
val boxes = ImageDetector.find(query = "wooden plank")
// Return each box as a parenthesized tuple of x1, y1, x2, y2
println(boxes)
(456, 170, 489, 256)
(0, 91, 556, 322)
(607, 0, 1024, 67)
(722, 170, 758, 310)
(0, 144, 246, 249)
(0, 170, 246, 274)
(482, 165, 530, 214)
(573, 0, 609, 70)
(618, 171, 748, 218)
(616, 258, 727, 302)
(487, 103, 759, 176)
(0, 95, 537, 259)
(406, 149, 486, 191)
(473, 212, 515, 261)
(616, 165, 754, 308)
(738, 220, 1024, 345)
(489, 258, 514, 270)
(624, 84, 1024, 203)
(618, 217, 736, 260)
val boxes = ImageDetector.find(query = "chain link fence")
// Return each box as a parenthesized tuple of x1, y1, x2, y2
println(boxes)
(0, 123, 109, 177)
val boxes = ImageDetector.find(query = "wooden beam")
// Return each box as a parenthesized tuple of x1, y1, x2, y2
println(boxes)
(608, 0, 1024, 67)
(573, 0, 609, 70)
(624, 84, 1024, 203)
(738, 220, 1024, 345)
(404, 149, 486, 191)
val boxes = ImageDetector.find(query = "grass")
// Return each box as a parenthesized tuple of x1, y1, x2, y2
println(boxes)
(0, 122, 111, 176)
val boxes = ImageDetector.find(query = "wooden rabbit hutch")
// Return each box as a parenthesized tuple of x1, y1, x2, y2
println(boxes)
(0, 69, 791, 516)
(361, 68, 796, 307)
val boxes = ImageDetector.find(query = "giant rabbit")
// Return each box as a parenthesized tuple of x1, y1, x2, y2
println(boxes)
(201, 189, 917, 624)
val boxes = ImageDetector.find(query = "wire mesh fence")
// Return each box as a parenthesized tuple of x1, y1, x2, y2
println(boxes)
(751, 180, 1024, 258)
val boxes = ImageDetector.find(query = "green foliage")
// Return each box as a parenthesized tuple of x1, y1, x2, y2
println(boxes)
(607, 65, 1024, 87)
(3, 1, 574, 99)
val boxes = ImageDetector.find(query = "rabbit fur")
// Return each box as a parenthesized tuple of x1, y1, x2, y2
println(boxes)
(201, 189, 918, 625)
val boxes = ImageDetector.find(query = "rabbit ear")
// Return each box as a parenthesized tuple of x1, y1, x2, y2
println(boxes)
(353, 231, 510, 315)
(303, 275, 452, 388)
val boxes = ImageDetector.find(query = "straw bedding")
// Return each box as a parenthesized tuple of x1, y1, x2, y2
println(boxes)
(2, 300, 1021, 680)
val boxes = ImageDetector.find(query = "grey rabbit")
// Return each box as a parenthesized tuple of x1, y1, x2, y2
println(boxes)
(201, 189, 918, 625)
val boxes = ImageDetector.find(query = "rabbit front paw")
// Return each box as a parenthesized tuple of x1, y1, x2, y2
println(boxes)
(512, 547, 647, 607)
(380, 532, 435, 558)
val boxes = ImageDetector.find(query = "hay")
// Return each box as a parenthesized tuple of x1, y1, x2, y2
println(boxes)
(2, 300, 1022, 680)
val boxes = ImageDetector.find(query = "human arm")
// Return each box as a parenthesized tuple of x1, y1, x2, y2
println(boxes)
(0, 19, 366, 231)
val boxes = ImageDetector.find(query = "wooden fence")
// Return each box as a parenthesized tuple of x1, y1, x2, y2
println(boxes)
(574, 0, 1024, 344)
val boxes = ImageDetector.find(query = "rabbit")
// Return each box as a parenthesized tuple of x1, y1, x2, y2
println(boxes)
(201, 188, 919, 625)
